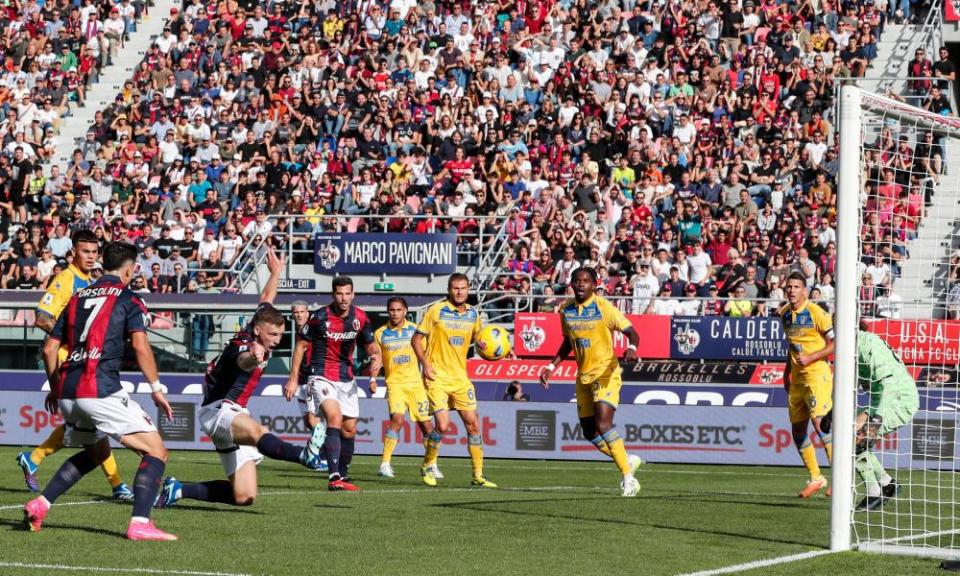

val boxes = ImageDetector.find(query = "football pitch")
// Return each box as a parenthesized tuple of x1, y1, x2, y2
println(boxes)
(0, 447, 946, 576)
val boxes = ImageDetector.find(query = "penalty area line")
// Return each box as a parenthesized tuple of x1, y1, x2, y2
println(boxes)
(0, 562, 251, 576)
(675, 549, 836, 576)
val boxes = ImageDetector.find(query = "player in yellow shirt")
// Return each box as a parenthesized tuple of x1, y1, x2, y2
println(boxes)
(17, 230, 133, 499)
(411, 274, 496, 488)
(373, 297, 437, 479)
(779, 272, 835, 498)
(539, 268, 643, 497)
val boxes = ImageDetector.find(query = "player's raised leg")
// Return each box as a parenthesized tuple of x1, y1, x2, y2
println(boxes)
(160, 410, 310, 507)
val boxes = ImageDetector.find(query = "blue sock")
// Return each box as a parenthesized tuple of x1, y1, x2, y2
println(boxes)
(325, 428, 341, 480)
(133, 455, 165, 519)
(181, 480, 235, 504)
(42, 450, 98, 504)
(256, 433, 303, 464)
(339, 436, 355, 478)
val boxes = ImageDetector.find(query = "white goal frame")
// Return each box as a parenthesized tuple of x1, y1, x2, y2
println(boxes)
(833, 85, 960, 558)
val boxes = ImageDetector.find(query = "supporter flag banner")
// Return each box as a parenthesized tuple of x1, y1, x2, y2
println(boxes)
(313, 233, 457, 275)
(3, 391, 955, 468)
(865, 319, 960, 365)
(946, 0, 960, 21)
(669, 317, 789, 361)
(513, 313, 671, 358)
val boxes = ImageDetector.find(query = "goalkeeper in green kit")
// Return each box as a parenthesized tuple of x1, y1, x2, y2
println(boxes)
(822, 326, 919, 511)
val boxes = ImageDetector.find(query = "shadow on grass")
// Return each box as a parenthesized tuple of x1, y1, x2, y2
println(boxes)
(161, 503, 264, 515)
(0, 518, 124, 539)
(314, 503, 353, 509)
(649, 490, 826, 511)
(432, 497, 825, 549)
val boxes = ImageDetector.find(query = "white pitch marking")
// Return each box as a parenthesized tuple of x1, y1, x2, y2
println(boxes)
(0, 499, 107, 511)
(0, 562, 251, 576)
(674, 549, 835, 576)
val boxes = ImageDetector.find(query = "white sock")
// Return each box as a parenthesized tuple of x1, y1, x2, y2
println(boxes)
(880, 474, 893, 486)
(39, 496, 51, 507)
(866, 483, 882, 498)
(130, 516, 149, 524)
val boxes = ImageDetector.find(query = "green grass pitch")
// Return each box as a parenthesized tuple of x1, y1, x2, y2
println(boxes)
(0, 447, 948, 575)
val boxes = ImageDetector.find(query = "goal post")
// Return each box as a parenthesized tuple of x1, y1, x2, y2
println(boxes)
(833, 84, 960, 559)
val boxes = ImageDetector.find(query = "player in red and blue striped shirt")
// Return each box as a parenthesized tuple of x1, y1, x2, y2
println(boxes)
(24, 242, 177, 541)
(286, 276, 381, 491)
(156, 250, 320, 510)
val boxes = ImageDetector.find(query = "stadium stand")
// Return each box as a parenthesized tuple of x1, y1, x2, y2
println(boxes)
(0, 0, 951, 322)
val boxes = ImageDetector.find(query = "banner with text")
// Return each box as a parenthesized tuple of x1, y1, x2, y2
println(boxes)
(669, 316, 789, 361)
(313, 233, 457, 274)
(3, 392, 956, 468)
(513, 313, 671, 358)
(865, 319, 960, 366)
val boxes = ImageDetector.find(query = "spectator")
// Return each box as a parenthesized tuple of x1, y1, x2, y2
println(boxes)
(504, 381, 531, 401)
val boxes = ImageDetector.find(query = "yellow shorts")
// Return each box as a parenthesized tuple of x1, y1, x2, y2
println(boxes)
(427, 380, 477, 413)
(387, 386, 430, 422)
(576, 370, 622, 419)
(788, 367, 834, 424)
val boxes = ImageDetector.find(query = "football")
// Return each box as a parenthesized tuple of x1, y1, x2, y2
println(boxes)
(475, 325, 512, 361)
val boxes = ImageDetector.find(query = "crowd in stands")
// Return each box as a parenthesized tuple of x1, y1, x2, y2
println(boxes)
(0, 0, 953, 314)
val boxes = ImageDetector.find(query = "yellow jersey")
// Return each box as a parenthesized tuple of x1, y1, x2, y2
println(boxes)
(36, 264, 92, 321)
(416, 299, 481, 386)
(36, 264, 92, 362)
(778, 301, 834, 375)
(375, 320, 422, 389)
(560, 294, 633, 385)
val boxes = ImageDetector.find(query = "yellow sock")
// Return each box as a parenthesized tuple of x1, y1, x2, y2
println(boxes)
(422, 430, 442, 468)
(467, 434, 484, 478)
(602, 430, 632, 475)
(590, 435, 613, 457)
(799, 443, 822, 480)
(822, 435, 833, 464)
(100, 453, 123, 488)
(382, 431, 399, 465)
(30, 425, 66, 465)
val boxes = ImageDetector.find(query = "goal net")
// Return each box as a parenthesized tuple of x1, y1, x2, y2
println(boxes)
(833, 86, 960, 560)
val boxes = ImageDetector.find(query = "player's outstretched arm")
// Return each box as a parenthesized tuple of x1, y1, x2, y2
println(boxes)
(131, 331, 173, 420)
(540, 337, 573, 389)
(259, 249, 286, 306)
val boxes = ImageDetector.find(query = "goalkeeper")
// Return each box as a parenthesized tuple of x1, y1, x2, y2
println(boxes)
(824, 327, 919, 511)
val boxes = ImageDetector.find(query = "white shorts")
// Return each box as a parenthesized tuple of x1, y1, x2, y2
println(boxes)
(199, 401, 264, 477)
(297, 383, 315, 416)
(307, 375, 359, 419)
(59, 391, 156, 447)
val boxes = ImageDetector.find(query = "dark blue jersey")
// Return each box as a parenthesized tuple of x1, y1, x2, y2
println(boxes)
(50, 275, 148, 399)
(202, 303, 274, 407)
(297, 305, 374, 383)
